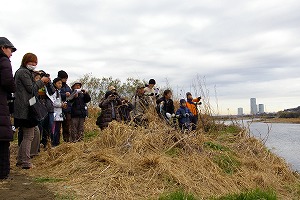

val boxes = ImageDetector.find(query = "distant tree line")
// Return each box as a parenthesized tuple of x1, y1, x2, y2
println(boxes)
(277, 111, 300, 118)
(72, 73, 147, 106)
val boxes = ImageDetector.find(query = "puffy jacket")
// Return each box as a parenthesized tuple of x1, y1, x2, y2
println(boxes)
(186, 98, 200, 116)
(0, 52, 16, 141)
(98, 96, 122, 129)
(176, 106, 193, 125)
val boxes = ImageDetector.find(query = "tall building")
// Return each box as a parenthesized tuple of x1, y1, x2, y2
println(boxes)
(237, 107, 243, 116)
(258, 104, 264, 113)
(250, 98, 257, 115)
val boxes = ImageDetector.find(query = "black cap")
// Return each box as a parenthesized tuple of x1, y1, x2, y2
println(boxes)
(0, 37, 17, 52)
(57, 70, 68, 79)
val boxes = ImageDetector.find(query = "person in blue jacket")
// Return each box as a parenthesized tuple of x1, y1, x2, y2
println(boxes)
(175, 99, 193, 131)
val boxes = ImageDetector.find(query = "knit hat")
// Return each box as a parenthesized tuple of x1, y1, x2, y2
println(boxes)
(186, 92, 192, 97)
(53, 77, 62, 85)
(57, 70, 68, 79)
(149, 79, 156, 85)
(180, 99, 186, 104)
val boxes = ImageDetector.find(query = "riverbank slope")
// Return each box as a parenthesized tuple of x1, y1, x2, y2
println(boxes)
(3, 112, 300, 199)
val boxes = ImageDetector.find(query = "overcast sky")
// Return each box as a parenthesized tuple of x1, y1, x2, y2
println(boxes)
(1, 0, 300, 115)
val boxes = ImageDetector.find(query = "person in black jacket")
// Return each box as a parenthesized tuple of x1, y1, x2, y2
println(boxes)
(69, 82, 91, 142)
(0, 37, 16, 179)
(156, 89, 175, 125)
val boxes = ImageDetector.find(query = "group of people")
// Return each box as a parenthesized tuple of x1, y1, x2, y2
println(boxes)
(0, 37, 202, 180)
(96, 78, 202, 132)
(0, 37, 91, 178)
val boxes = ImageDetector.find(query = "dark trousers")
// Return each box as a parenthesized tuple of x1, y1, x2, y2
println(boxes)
(61, 113, 71, 142)
(52, 121, 62, 146)
(40, 113, 54, 147)
(0, 141, 10, 179)
(190, 115, 198, 130)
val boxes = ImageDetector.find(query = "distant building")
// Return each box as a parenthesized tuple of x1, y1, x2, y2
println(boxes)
(238, 108, 243, 116)
(250, 98, 257, 115)
(258, 104, 264, 113)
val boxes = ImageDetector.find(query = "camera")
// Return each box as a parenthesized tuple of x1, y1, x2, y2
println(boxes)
(39, 70, 50, 77)
(145, 93, 154, 96)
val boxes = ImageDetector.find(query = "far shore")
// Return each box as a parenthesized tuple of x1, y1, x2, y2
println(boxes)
(253, 117, 300, 124)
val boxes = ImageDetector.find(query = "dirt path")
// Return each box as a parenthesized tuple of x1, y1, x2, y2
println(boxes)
(0, 169, 55, 200)
(0, 144, 55, 200)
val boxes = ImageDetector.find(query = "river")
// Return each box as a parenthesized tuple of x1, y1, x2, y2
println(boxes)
(226, 120, 300, 172)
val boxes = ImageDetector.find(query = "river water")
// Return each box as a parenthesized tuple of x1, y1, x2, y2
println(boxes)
(225, 120, 300, 172)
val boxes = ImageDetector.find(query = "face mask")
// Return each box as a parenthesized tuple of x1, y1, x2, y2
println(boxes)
(26, 65, 37, 71)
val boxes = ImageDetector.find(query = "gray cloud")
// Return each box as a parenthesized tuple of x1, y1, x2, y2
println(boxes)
(2, 0, 300, 114)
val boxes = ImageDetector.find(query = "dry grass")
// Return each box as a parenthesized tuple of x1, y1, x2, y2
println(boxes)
(16, 107, 300, 199)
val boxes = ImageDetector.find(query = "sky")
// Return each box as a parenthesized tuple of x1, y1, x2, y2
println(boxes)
(1, 0, 300, 115)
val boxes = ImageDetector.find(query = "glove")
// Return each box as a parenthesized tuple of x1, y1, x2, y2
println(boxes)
(166, 113, 172, 119)
(171, 113, 175, 118)
(185, 113, 190, 117)
(175, 115, 180, 118)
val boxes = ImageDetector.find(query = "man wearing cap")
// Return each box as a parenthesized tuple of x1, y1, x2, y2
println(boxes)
(186, 92, 202, 130)
(57, 70, 72, 142)
(131, 85, 150, 126)
(0, 37, 16, 179)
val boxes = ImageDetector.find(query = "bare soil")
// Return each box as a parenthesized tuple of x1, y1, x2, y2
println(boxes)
(0, 144, 55, 200)
(0, 170, 55, 200)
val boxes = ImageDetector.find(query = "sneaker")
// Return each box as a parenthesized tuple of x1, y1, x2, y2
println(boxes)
(22, 163, 33, 169)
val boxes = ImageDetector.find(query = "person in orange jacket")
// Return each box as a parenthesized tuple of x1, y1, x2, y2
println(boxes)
(185, 92, 201, 130)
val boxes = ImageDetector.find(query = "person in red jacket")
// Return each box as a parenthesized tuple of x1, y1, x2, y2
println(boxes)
(0, 37, 16, 178)
(185, 92, 201, 130)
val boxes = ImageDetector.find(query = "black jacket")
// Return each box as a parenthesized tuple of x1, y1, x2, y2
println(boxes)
(70, 92, 91, 118)
(0, 51, 15, 141)
(156, 97, 175, 114)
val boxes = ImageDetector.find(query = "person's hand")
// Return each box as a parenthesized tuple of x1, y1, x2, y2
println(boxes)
(66, 92, 70, 97)
(41, 76, 50, 84)
(62, 102, 68, 109)
(74, 93, 78, 98)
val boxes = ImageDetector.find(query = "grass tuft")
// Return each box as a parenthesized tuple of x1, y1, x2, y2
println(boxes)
(158, 190, 197, 200)
(213, 154, 240, 174)
(211, 188, 277, 200)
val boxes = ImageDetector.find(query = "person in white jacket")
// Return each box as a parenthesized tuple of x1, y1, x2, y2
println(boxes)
(50, 78, 67, 146)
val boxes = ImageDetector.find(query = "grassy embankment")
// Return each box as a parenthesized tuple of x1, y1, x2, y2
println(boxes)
(11, 107, 300, 199)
